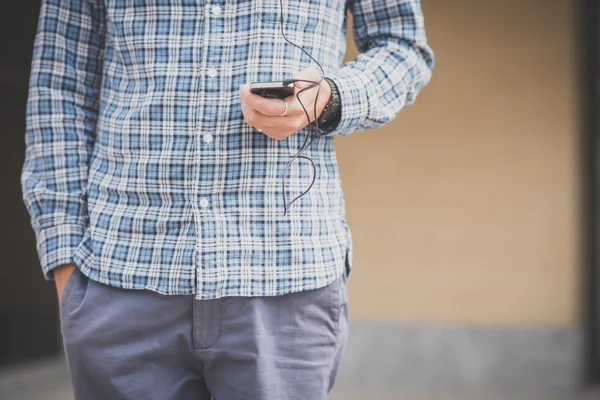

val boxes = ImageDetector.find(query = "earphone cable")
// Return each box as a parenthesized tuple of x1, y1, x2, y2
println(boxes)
(258, 0, 326, 215)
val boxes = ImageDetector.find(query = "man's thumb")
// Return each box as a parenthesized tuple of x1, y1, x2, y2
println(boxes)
(291, 67, 319, 89)
(292, 79, 312, 89)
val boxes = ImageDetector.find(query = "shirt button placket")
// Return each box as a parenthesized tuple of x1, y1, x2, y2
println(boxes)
(200, 0, 220, 214)
(199, 0, 225, 297)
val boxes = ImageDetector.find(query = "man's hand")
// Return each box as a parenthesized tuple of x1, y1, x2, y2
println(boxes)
(54, 263, 77, 305)
(239, 66, 331, 140)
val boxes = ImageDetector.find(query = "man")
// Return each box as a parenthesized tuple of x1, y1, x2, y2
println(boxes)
(21, 0, 433, 398)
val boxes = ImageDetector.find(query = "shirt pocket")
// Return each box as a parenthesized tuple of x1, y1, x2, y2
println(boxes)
(106, 0, 204, 69)
(255, 0, 321, 31)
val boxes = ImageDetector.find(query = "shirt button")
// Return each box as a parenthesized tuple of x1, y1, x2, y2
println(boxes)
(207, 68, 217, 78)
(203, 133, 213, 143)
(200, 197, 209, 208)
(211, 5, 221, 16)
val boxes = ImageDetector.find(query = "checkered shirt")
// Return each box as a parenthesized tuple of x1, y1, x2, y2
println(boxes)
(22, 0, 434, 298)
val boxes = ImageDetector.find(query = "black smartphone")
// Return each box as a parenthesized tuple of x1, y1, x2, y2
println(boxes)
(249, 81, 295, 99)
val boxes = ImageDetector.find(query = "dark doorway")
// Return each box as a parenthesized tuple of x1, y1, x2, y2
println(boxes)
(0, 1, 61, 367)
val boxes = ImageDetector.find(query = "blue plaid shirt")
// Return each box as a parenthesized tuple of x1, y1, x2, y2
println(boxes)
(22, 0, 434, 298)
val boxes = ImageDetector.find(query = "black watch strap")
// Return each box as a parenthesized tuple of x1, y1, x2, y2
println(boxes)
(314, 77, 341, 133)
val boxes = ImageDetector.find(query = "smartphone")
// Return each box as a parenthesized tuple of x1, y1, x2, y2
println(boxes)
(249, 81, 295, 99)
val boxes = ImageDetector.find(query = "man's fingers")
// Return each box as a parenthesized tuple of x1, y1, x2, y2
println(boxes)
(240, 83, 291, 116)
(241, 81, 321, 117)
(254, 91, 320, 122)
(54, 263, 76, 304)
(242, 97, 293, 130)
(240, 96, 262, 127)
(246, 93, 303, 117)
(239, 80, 322, 134)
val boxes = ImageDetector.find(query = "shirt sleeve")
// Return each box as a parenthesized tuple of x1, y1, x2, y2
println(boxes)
(323, 0, 435, 137)
(21, 0, 106, 279)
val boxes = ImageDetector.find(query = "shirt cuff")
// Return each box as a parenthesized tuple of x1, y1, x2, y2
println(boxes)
(319, 67, 373, 137)
(33, 223, 87, 280)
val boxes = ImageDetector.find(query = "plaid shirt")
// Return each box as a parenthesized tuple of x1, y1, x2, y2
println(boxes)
(22, 0, 434, 299)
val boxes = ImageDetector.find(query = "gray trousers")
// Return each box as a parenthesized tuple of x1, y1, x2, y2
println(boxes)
(59, 267, 349, 400)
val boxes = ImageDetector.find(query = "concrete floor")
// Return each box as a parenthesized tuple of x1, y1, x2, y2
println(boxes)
(1, 357, 599, 400)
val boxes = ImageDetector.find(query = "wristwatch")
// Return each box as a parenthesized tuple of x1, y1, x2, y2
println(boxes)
(314, 77, 341, 134)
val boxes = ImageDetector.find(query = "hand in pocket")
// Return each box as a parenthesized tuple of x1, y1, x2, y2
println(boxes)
(54, 263, 77, 305)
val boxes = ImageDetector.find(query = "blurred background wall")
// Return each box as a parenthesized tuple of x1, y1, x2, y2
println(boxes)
(334, 0, 583, 392)
(342, 0, 579, 327)
(1, 0, 596, 397)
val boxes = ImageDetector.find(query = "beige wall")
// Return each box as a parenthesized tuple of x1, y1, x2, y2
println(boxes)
(337, 0, 580, 326)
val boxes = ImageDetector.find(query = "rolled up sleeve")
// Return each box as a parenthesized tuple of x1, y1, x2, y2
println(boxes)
(324, 0, 435, 136)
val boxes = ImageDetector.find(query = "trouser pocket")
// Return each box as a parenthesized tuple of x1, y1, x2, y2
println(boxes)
(59, 267, 89, 325)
